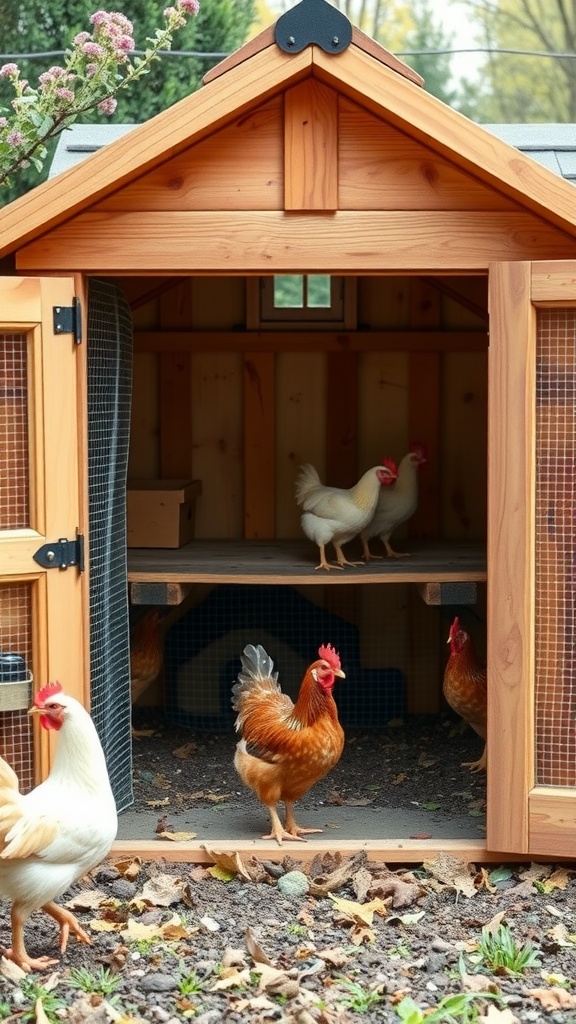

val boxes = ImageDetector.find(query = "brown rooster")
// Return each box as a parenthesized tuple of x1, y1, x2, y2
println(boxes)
(232, 643, 345, 844)
(443, 617, 487, 772)
(130, 608, 164, 721)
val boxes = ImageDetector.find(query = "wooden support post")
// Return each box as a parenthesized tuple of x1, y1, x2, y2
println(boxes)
(244, 351, 276, 538)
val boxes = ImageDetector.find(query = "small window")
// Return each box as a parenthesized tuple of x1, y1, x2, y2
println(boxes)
(248, 274, 355, 328)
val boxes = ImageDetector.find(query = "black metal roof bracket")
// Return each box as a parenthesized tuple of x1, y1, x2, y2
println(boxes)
(275, 0, 352, 56)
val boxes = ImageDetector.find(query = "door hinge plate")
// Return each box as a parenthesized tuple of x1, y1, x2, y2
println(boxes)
(53, 297, 82, 344)
(33, 534, 85, 571)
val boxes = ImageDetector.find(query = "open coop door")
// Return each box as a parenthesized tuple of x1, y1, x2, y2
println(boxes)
(0, 277, 86, 788)
(488, 261, 576, 859)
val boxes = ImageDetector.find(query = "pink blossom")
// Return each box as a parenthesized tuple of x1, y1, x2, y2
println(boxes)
(98, 96, 117, 115)
(116, 34, 135, 53)
(38, 65, 68, 87)
(55, 87, 75, 102)
(89, 10, 108, 27)
(6, 130, 24, 146)
(164, 6, 178, 16)
(0, 117, 7, 127)
(73, 31, 91, 45)
(0, 63, 19, 77)
(178, 0, 200, 12)
(85, 63, 99, 77)
(82, 41, 105, 57)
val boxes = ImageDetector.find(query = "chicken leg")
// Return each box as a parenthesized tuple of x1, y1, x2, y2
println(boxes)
(3, 905, 60, 972)
(2, 901, 92, 972)
(263, 802, 323, 845)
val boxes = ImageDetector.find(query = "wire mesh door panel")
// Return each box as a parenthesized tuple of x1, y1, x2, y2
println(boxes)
(535, 310, 576, 788)
(0, 278, 86, 789)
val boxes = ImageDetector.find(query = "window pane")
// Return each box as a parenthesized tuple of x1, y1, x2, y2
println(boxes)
(274, 275, 304, 308)
(0, 333, 30, 529)
(306, 275, 332, 308)
(535, 309, 576, 787)
(0, 581, 34, 793)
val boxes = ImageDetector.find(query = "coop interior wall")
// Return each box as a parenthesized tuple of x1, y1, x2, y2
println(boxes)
(122, 273, 488, 723)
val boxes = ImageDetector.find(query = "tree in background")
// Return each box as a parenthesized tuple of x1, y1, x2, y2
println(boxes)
(0, 0, 256, 201)
(265, 1, 476, 113)
(460, 0, 576, 121)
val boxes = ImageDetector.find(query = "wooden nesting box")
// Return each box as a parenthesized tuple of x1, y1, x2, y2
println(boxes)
(2, 0, 576, 860)
(126, 479, 202, 548)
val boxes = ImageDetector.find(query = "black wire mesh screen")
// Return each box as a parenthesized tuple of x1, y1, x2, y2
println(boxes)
(535, 309, 576, 787)
(87, 279, 133, 811)
(163, 584, 429, 732)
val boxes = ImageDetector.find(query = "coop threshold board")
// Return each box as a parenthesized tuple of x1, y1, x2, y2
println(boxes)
(127, 540, 486, 587)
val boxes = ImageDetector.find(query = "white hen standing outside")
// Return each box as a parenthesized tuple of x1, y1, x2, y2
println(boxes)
(0, 682, 117, 970)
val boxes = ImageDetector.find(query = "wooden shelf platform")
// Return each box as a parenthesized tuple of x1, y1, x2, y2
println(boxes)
(128, 540, 486, 603)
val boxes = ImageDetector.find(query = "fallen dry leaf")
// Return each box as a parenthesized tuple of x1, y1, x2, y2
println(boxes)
(202, 847, 254, 881)
(156, 830, 197, 842)
(0, 955, 26, 982)
(65, 889, 109, 910)
(478, 1006, 519, 1024)
(245, 925, 274, 966)
(483, 910, 507, 935)
(146, 798, 170, 808)
(369, 875, 421, 908)
(34, 998, 52, 1024)
(526, 987, 576, 1011)
(460, 972, 500, 994)
(424, 852, 477, 897)
(172, 741, 197, 759)
(141, 873, 189, 907)
(113, 857, 142, 882)
(211, 967, 251, 991)
(328, 893, 388, 925)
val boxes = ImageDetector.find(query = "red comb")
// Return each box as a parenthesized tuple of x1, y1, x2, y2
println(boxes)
(34, 681, 63, 706)
(380, 457, 398, 477)
(449, 617, 460, 638)
(318, 643, 341, 671)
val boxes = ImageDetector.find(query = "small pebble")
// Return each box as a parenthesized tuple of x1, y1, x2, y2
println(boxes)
(277, 870, 309, 897)
(137, 973, 179, 993)
(110, 878, 137, 900)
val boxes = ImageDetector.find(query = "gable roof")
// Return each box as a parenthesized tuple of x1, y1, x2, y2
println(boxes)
(2, 0, 576, 258)
(483, 124, 576, 183)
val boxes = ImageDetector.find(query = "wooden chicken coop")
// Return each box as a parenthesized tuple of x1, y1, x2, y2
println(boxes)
(1, 0, 576, 863)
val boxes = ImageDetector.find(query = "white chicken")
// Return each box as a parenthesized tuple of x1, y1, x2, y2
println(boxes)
(296, 460, 398, 571)
(360, 444, 427, 560)
(0, 681, 117, 971)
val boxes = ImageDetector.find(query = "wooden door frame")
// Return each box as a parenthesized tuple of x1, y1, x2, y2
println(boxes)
(487, 261, 576, 859)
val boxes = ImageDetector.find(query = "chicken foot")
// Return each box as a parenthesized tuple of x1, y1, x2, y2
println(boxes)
(264, 803, 323, 845)
(313, 543, 343, 571)
(462, 744, 486, 773)
(333, 545, 364, 568)
(3, 901, 93, 972)
(3, 906, 61, 972)
(42, 901, 92, 952)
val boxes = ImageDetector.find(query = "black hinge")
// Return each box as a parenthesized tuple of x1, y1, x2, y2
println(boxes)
(33, 533, 85, 571)
(53, 296, 82, 344)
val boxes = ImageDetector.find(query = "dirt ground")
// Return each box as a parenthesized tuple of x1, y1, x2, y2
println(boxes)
(2, 712, 575, 1023)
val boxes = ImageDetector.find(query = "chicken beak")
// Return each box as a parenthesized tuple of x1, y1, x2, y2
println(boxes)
(28, 705, 40, 715)
(335, 669, 345, 678)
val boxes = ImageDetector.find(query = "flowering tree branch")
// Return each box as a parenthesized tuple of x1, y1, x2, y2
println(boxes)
(0, 1, 200, 191)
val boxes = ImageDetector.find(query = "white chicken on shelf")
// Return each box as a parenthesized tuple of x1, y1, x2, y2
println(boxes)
(295, 459, 398, 571)
(361, 443, 427, 559)
(0, 682, 117, 971)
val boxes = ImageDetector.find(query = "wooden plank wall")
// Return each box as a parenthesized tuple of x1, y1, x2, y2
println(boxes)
(128, 274, 488, 713)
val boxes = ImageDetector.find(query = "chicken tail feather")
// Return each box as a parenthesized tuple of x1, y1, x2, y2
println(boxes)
(231, 644, 279, 710)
